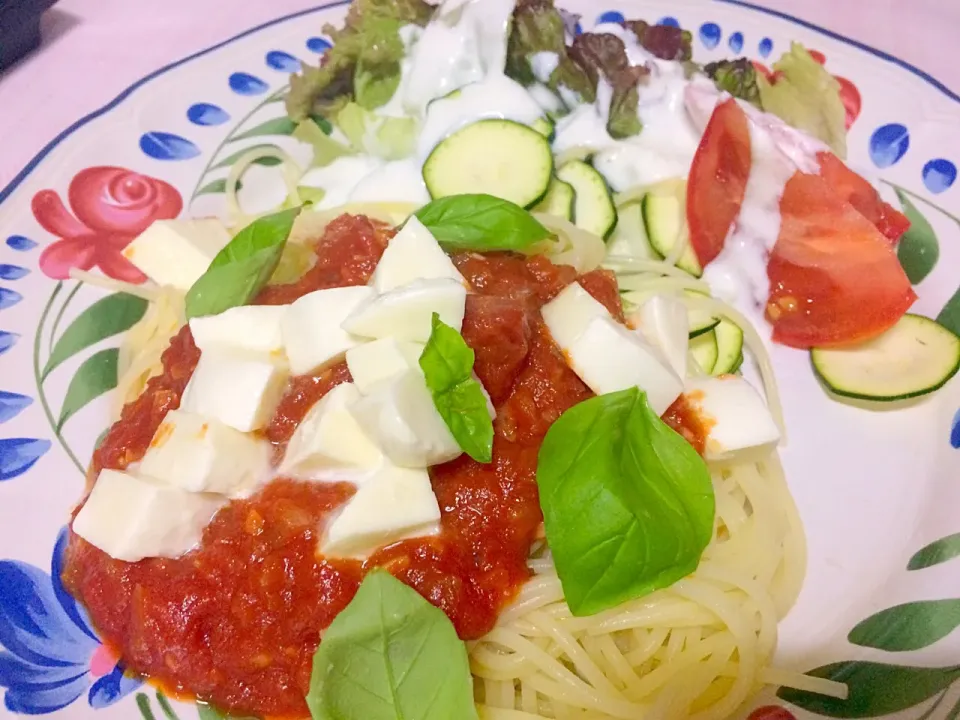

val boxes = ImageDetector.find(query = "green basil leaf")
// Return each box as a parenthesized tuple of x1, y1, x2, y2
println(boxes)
(909, 532, 960, 570)
(847, 599, 960, 652)
(415, 194, 551, 252)
(185, 206, 302, 320)
(306, 570, 478, 720)
(419, 313, 494, 463)
(777, 661, 960, 718)
(536, 387, 714, 616)
(895, 189, 940, 284)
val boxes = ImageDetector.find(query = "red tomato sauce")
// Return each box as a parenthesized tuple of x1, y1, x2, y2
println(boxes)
(63, 216, 707, 717)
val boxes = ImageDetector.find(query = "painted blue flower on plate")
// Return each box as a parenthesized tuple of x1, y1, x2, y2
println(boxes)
(0, 529, 141, 714)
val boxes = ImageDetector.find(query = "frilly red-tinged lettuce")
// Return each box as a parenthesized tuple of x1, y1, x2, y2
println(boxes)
(286, 0, 434, 121)
(568, 33, 649, 139)
(621, 20, 693, 61)
(505, 0, 595, 103)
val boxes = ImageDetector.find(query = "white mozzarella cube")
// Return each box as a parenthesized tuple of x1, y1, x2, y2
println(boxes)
(73, 469, 226, 562)
(280, 383, 383, 479)
(342, 278, 467, 343)
(345, 337, 424, 394)
(567, 316, 683, 415)
(349, 369, 461, 467)
(139, 410, 271, 496)
(684, 376, 781, 461)
(371, 216, 465, 293)
(631, 295, 690, 378)
(321, 465, 441, 558)
(180, 352, 289, 432)
(189, 305, 288, 359)
(282, 286, 375, 375)
(122, 219, 232, 291)
(541, 282, 612, 351)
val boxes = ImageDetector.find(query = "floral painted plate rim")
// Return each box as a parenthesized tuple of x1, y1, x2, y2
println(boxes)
(1, 2, 959, 720)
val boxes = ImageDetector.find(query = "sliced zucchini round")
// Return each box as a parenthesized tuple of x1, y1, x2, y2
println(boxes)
(690, 330, 719, 375)
(532, 177, 575, 220)
(642, 180, 703, 278)
(607, 201, 654, 259)
(811, 314, 960, 402)
(712, 320, 745, 375)
(531, 116, 556, 142)
(556, 160, 618, 240)
(423, 119, 553, 208)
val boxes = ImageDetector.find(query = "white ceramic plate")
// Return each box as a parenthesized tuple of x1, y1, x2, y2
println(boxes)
(1, 2, 959, 719)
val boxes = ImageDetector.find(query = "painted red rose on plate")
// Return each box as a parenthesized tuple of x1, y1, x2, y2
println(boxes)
(33, 166, 182, 283)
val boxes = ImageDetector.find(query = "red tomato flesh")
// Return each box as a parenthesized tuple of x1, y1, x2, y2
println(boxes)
(817, 152, 909, 242)
(687, 98, 753, 266)
(767, 172, 916, 348)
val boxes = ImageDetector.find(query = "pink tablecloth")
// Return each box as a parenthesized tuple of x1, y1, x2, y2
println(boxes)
(0, 0, 956, 190)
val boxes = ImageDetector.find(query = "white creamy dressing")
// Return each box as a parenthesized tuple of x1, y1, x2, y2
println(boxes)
(530, 51, 560, 83)
(553, 23, 706, 190)
(378, 25, 423, 118)
(349, 160, 431, 205)
(704, 104, 826, 313)
(300, 156, 384, 210)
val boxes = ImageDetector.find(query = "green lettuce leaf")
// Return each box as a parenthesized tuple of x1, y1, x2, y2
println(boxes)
(505, 0, 567, 86)
(286, 0, 435, 122)
(335, 102, 418, 160)
(567, 33, 648, 138)
(704, 58, 761, 108)
(758, 42, 847, 157)
(293, 118, 352, 168)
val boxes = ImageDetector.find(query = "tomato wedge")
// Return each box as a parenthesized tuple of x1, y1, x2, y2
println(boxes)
(687, 98, 752, 266)
(767, 172, 916, 348)
(817, 152, 910, 242)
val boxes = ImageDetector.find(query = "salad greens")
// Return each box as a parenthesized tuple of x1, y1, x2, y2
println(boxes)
(622, 20, 693, 61)
(293, 118, 352, 168)
(568, 33, 649, 139)
(420, 313, 494, 464)
(336, 103, 419, 160)
(306, 571, 478, 720)
(536, 387, 715, 616)
(286, 0, 436, 122)
(506, 0, 594, 102)
(758, 42, 848, 157)
(185, 207, 301, 320)
(415, 194, 551, 252)
(704, 58, 762, 108)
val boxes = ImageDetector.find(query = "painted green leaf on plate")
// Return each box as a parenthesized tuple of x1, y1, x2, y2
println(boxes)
(196, 703, 257, 720)
(848, 599, 960, 651)
(57, 348, 118, 430)
(778, 661, 960, 717)
(895, 189, 939, 284)
(229, 116, 296, 141)
(212, 144, 284, 169)
(938, 286, 960, 336)
(910, 533, 960, 570)
(43, 292, 147, 379)
(196, 178, 243, 197)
